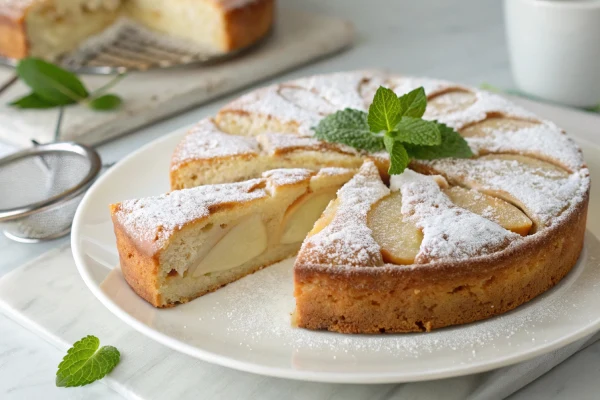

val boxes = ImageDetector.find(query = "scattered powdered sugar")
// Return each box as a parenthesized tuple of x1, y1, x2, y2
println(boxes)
(389, 76, 456, 97)
(390, 171, 520, 262)
(171, 119, 259, 169)
(315, 167, 355, 177)
(166, 237, 598, 363)
(262, 168, 313, 188)
(426, 90, 538, 130)
(221, 71, 384, 135)
(298, 162, 389, 267)
(425, 157, 589, 227)
(465, 121, 584, 172)
(114, 179, 267, 253)
(296, 70, 382, 110)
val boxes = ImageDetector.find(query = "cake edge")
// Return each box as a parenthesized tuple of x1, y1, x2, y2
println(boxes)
(293, 189, 589, 333)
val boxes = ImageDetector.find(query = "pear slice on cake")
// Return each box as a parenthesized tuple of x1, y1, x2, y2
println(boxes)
(367, 191, 423, 265)
(444, 186, 532, 236)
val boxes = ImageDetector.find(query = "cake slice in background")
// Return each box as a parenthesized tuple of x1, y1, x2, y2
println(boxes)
(0, 0, 274, 60)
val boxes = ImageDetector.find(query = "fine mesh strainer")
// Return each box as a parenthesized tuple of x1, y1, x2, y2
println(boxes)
(0, 142, 101, 243)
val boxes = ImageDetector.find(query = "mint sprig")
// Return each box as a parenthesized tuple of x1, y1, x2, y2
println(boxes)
(10, 58, 124, 111)
(313, 86, 473, 174)
(56, 335, 120, 387)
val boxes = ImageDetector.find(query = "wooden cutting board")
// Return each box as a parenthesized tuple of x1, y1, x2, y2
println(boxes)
(0, 9, 353, 147)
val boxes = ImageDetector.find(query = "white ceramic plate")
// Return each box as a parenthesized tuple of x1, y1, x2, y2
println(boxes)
(72, 127, 600, 384)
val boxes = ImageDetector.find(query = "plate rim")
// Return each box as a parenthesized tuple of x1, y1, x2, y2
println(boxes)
(72, 127, 600, 384)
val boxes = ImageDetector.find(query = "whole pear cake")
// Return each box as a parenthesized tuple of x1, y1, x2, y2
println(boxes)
(110, 70, 589, 333)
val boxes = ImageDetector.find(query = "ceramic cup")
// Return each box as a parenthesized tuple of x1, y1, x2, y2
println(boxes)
(504, 0, 600, 108)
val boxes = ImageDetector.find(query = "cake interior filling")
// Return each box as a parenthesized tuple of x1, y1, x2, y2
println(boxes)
(24, 0, 227, 60)
(166, 186, 343, 281)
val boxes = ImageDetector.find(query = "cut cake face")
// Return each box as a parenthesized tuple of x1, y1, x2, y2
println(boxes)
(110, 167, 354, 307)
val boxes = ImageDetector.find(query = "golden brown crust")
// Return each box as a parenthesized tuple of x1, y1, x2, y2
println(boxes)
(0, 13, 27, 59)
(112, 212, 163, 307)
(293, 192, 588, 333)
(221, 0, 274, 51)
(170, 153, 259, 190)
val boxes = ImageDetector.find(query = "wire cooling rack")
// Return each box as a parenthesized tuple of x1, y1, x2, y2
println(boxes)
(0, 19, 271, 74)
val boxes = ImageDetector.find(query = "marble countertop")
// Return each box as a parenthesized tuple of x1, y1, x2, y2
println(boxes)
(1, 0, 599, 399)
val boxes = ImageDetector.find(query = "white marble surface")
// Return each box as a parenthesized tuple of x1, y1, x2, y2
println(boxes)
(1, 0, 600, 399)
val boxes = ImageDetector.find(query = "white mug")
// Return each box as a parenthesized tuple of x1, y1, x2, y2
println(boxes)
(504, 0, 600, 108)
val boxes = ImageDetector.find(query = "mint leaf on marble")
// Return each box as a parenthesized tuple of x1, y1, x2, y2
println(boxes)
(56, 335, 120, 387)
(16, 58, 87, 106)
(10, 57, 124, 111)
(88, 94, 122, 111)
(10, 92, 56, 109)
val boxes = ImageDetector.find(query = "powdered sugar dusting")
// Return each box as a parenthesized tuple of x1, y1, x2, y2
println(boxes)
(389, 76, 455, 97)
(171, 119, 259, 169)
(262, 168, 313, 188)
(424, 156, 589, 227)
(113, 179, 267, 253)
(391, 171, 520, 262)
(297, 161, 388, 267)
(221, 71, 384, 135)
(426, 90, 538, 130)
(465, 121, 584, 172)
(164, 235, 597, 364)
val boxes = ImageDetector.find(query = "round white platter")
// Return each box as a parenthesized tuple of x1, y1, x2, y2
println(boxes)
(72, 126, 600, 384)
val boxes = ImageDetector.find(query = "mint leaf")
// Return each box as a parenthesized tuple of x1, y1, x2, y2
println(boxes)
(394, 117, 441, 146)
(405, 122, 473, 160)
(387, 139, 410, 174)
(56, 335, 120, 387)
(368, 86, 402, 132)
(314, 109, 384, 152)
(398, 87, 427, 118)
(88, 94, 122, 111)
(10, 92, 56, 109)
(16, 58, 88, 105)
(383, 133, 395, 154)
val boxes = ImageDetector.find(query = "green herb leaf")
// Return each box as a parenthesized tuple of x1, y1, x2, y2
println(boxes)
(56, 335, 120, 388)
(405, 122, 473, 160)
(313, 108, 384, 152)
(10, 92, 56, 109)
(398, 87, 427, 118)
(368, 86, 402, 132)
(16, 58, 88, 105)
(394, 116, 441, 146)
(386, 139, 410, 174)
(88, 94, 122, 111)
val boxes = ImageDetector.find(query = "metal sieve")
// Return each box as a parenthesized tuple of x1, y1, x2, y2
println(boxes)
(0, 142, 101, 243)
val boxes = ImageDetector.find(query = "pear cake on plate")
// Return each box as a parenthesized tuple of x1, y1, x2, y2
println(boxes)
(0, 0, 274, 60)
(111, 70, 589, 334)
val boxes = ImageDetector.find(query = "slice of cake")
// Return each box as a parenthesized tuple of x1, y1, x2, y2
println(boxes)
(0, 0, 274, 60)
(110, 167, 353, 307)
